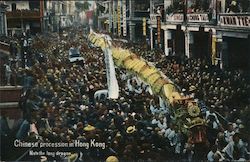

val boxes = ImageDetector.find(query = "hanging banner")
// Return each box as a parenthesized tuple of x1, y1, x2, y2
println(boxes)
(157, 16, 161, 44)
(211, 35, 216, 65)
(109, 1, 112, 32)
(122, 0, 127, 36)
(117, 0, 121, 36)
(185, 30, 190, 58)
(143, 17, 146, 36)
(113, 1, 117, 30)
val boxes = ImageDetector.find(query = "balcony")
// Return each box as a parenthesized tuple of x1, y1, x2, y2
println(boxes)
(218, 13, 250, 29)
(6, 10, 41, 19)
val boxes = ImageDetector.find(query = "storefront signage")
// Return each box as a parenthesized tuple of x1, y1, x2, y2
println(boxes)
(187, 14, 209, 23)
(157, 16, 161, 44)
(109, 1, 112, 32)
(113, 1, 117, 29)
(219, 15, 250, 28)
(117, 0, 121, 36)
(122, 0, 126, 36)
(150, 14, 160, 22)
(166, 14, 184, 22)
(143, 17, 146, 36)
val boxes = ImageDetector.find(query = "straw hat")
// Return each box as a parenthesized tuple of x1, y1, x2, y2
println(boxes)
(126, 126, 136, 134)
(68, 153, 78, 162)
(189, 85, 196, 92)
(106, 156, 119, 162)
(83, 125, 95, 131)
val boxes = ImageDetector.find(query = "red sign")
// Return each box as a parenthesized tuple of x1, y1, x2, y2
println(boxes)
(86, 10, 93, 19)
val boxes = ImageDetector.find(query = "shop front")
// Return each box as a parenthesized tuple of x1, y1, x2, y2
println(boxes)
(217, 13, 250, 70)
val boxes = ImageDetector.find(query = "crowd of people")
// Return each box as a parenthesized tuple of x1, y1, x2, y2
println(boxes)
(114, 37, 250, 161)
(0, 28, 249, 161)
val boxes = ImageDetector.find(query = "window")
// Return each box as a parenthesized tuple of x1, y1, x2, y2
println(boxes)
(29, 0, 40, 10)
(11, 3, 16, 11)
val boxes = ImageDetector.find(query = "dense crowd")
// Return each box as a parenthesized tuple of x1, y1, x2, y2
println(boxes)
(117, 40, 250, 122)
(1, 28, 249, 161)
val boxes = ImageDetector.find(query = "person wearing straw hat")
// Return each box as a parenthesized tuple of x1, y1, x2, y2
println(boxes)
(106, 156, 119, 162)
(84, 124, 95, 132)
(126, 126, 136, 134)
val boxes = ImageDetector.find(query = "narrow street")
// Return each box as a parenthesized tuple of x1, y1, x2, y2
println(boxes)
(0, 1, 250, 162)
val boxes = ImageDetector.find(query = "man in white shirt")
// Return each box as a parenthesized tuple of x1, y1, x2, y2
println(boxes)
(223, 133, 246, 160)
(206, 110, 220, 129)
(224, 123, 235, 143)
(5, 63, 12, 85)
(207, 145, 218, 161)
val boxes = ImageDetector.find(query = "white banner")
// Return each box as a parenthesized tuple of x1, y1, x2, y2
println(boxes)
(122, 0, 127, 36)
(103, 36, 119, 99)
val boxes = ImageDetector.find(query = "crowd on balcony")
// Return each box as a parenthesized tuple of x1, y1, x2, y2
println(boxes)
(165, 0, 250, 16)
(1, 28, 250, 161)
(226, 0, 250, 13)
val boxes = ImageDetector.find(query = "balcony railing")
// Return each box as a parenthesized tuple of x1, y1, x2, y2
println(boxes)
(218, 13, 250, 28)
(0, 41, 10, 55)
(6, 10, 40, 19)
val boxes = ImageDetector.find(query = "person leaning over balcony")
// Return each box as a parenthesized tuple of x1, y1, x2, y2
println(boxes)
(226, 0, 240, 13)
(4, 62, 11, 85)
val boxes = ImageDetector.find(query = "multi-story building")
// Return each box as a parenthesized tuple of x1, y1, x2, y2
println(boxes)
(43, 0, 76, 33)
(5, 0, 44, 36)
(98, 0, 150, 42)
(97, 1, 110, 31)
(0, 2, 8, 36)
(4, 0, 76, 35)
(149, 0, 250, 70)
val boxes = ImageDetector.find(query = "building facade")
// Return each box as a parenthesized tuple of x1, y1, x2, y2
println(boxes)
(148, 0, 250, 70)
(3, 0, 77, 35)
(98, 0, 150, 42)
(4, 0, 44, 36)
(43, 0, 76, 33)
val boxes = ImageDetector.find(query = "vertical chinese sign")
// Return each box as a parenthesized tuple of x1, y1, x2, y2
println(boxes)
(143, 17, 146, 36)
(109, 1, 112, 33)
(113, 0, 117, 32)
(157, 16, 161, 44)
(122, 0, 127, 37)
(117, 0, 121, 36)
